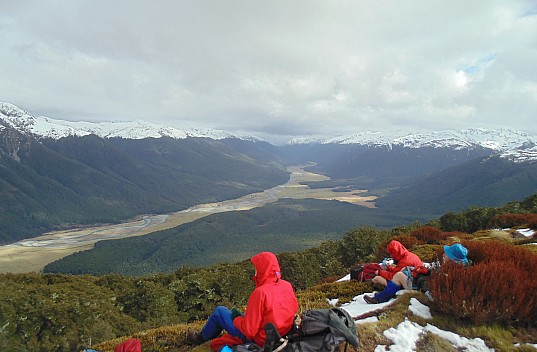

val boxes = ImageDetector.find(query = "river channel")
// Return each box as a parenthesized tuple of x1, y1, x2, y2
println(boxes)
(0, 165, 376, 273)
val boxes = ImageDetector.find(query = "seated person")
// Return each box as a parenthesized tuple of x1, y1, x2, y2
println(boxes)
(186, 252, 299, 351)
(371, 240, 423, 288)
(365, 243, 470, 304)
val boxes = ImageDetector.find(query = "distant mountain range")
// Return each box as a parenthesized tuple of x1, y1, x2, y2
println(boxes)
(2, 102, 537, 247)
(283, 126, 537, 214)
(289, 128, 537, 163)
(0, 102, 260, 141)
(0, 103, 287, 243)
(3, 101, 537, 162)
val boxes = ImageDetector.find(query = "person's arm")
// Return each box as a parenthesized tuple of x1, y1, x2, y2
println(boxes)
(233, 289, 265, 339)
(377, 268, 395, 280)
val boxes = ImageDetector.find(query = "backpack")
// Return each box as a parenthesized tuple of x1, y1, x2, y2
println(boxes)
(350, 263, 381, 282)
(260, 307, 360, 352)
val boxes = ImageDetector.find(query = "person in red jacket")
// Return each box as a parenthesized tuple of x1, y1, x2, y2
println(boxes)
(364, 240, 423, 304)
(186, 252, 299, 351)
(372, 240, 423, 287)
(365, 243, 470, 304)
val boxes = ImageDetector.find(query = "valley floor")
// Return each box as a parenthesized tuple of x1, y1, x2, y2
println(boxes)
(0, 164, 376, 273)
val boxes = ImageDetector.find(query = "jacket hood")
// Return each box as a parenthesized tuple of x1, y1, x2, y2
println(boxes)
(251, 252, 281, 287)
(387, 240, 409, 261)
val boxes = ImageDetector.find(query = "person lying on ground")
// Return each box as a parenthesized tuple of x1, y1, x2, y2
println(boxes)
(186, 251, 299, 351)
(371, 240, 423, 288)
(364, 243, 471, 304)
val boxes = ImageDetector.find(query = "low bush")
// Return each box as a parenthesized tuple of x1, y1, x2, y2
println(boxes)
(337, 226, 391, 267)
(488, 213, 537, 229)
(430, 240, 537, 325)
(411, 226, 444, 244)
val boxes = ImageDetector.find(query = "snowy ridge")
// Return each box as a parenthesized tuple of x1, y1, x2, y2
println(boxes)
(289, 128, 537, 163)
(2, 102, 537, 162)
(0, 102, 260, 142)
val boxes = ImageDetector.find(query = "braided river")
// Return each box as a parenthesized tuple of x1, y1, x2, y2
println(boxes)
(0, 165, 376, 273)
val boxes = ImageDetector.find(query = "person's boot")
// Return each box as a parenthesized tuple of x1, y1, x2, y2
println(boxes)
(365, 280, 402, 304)
(186, 330, 204, 345)
(363, 294, 379, 304)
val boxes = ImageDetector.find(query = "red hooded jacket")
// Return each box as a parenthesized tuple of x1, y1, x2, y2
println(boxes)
(233, 252, 299, 346)
(377, 240, 423, 281)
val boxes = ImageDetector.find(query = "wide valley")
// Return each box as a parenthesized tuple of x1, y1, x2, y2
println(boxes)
(0, 165, 376, 273)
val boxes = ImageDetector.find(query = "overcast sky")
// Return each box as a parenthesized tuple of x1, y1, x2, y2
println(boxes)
(1, 1, 536, 144)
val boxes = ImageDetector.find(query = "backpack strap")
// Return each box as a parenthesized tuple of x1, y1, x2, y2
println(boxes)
(263, 323, 292, 352)
(402, 266, 415, 289)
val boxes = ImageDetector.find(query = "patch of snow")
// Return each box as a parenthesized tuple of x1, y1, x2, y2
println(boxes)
(327, 298, 339, 306)
(515, 343, 537, 348)
(408, 298, 432, 320)
(339, 293, 394, 323)
(375, 319, 423, 352)
(373, 318, 494, 352)
(424, 324, 493, 351)
(337, 274, 351, 282)
(515, 228, 535, 237)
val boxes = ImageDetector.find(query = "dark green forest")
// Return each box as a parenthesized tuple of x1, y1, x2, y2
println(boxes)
(44, 199, 430, 275)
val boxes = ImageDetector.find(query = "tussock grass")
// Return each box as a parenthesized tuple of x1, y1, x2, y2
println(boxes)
(415, 332, 457, 352)
(301, 280, 373, 306)
(472, 229, 514, 241)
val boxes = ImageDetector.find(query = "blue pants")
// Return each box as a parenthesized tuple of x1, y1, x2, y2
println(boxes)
(200, 306, 246, 342)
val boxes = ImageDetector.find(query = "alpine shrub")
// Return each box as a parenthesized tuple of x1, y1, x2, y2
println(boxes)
(488, 213, 537, 229)
(527, 217, 537, 230)
(337, 227, 391, 268)
(429, 241, 537, 325)
(410, 226, 443, 244)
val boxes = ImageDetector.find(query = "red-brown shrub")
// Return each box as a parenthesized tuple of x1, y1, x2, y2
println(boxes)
(488, 213, 537, 229)
(411, 226, 444, 244)
(429, 240, 537, 325)
(529, 217, 537, 230)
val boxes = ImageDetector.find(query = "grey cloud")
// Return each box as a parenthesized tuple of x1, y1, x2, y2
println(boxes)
(1, 0, 537, 143)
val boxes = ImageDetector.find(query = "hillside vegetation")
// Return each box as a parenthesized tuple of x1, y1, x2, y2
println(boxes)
(0, 134, 288, 243)
(1, 193, 537, 351)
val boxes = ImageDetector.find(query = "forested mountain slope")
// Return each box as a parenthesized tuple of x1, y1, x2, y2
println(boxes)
(376, 156, 537, 214)
(0, 130, 288, 243)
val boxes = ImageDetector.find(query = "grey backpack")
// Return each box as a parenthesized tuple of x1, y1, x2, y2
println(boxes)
(261, 307, 360, 352)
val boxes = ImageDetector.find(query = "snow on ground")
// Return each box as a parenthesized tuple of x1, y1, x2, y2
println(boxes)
(336, 293, 395, 324)
(335, 277, 497, 351)
(515, 228, 535, 237)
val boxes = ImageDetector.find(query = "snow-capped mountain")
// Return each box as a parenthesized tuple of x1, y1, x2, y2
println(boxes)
(0, 102, 260, 142)
(289, 129, 537, 163)
(2, 102, 536, 162)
